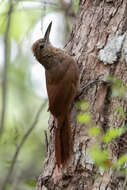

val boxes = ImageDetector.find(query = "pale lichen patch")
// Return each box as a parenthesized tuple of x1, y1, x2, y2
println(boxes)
(98, 32, 125, 65)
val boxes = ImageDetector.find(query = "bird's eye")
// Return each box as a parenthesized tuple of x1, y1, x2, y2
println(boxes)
(40, 44, 45, 49)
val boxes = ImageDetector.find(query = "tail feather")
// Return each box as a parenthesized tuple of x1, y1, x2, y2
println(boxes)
(55, 114, 72, 167)
(55, 126, 61, 167)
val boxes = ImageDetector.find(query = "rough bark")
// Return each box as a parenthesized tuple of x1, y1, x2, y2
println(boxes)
(36, 0, 127, 189)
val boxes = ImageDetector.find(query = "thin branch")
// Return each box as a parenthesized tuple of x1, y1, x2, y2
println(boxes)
(20, 0, 57, 6)
(0, 0, 13, 135)
(76, 79, 111, 99)
(1, 100, 48, 190)
(44, 130, 48, 154)
(9, 171, 21, 190)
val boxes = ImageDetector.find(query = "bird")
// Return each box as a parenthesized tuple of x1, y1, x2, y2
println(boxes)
(32, 21, 80, 167)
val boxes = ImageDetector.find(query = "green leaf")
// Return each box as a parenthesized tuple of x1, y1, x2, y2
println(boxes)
(72, 0, 79, 13)
(89, 145, 109, 168)
(77, 113, 91, 124)
(25, 180, 36, 187)
(76, 101, 89, 111)
(5, 183, 11, 190)
(113, 154, 127, 168)
(103, 128, 124, 143)
(89, 126, 100, 136)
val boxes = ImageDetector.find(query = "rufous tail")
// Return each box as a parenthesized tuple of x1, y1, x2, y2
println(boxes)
(55, 114, 72, 167)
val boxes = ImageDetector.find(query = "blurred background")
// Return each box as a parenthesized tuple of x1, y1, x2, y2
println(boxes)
(0, 0, 79, 189)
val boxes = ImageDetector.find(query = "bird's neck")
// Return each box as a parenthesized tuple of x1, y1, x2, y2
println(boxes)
(40, 46, 67, 70)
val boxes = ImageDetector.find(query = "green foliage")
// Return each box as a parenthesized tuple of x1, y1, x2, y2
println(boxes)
(113, 154, 127, 169)
(77, 112, 91, 124)
(103, 128, 124, 143)
(76, 101, 89, 111)
(5, 183, 11, 190)
(11, 10, 40, 41)
(25, 180, 36, 187)
(0, 2, 41, 41)
(89, 126, 100, 136)
(72, 0, 79, 13)
(0, 1, 49, 189)
(77, 101, 91, 124)
(78, 95, 127, 171)
(89, 145, 109, 168)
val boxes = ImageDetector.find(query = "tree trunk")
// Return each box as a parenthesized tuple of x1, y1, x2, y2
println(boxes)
(36, 0, 127, 189)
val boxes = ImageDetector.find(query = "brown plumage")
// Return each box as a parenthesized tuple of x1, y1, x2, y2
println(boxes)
(32, 22, 79, 167)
